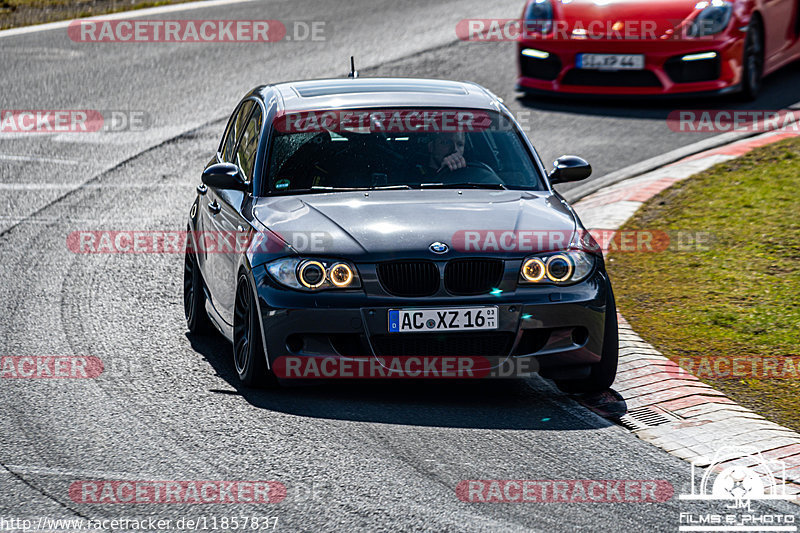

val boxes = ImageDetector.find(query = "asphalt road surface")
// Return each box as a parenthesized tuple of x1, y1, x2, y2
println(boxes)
(1, 0, 799, 531)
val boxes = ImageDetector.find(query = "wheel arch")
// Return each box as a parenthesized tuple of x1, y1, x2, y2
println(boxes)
(237, 260, 272, 370)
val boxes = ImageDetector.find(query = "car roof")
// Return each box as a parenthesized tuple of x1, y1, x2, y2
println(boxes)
(266, 78, 503, 112)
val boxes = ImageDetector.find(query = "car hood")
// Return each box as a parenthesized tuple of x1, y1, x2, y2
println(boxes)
(252, 189, 578, 262)
(554, 0, 700, 38)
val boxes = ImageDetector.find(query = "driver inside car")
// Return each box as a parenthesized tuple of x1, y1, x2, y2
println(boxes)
(416, 131, 467, 177)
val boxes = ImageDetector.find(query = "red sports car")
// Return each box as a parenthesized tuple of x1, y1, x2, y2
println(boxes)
(516, 0, 800, 98)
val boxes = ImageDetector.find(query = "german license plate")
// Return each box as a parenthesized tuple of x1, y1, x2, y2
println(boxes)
(577, 53, 644, 70)
(388, 307, 498, 333)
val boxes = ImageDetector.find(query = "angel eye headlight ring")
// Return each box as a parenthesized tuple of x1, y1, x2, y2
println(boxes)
(297, 260, 326, 288)
(329, 263, 354, 287)
(545, 254, 574, 282)
(521, 257, 547, 282)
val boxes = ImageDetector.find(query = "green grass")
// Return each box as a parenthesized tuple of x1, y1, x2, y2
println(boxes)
(607, 137, 800, 431)
(1, 0, 197, 30)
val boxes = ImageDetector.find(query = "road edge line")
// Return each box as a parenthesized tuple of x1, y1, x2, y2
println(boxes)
(0, 0, 259, 39)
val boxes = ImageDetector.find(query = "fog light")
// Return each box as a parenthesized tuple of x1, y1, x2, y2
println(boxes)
(571, 327, 588, 346)
(286, 334, 304, 354)
(298, 260, 325, 288)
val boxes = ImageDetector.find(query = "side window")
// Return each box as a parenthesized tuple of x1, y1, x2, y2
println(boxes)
(234, 106, 263, 183)
(220, 101, 254, 163)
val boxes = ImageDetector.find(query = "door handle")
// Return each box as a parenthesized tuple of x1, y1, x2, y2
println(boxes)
(197, 184, 208, 195)
(208, 200, 221, 215)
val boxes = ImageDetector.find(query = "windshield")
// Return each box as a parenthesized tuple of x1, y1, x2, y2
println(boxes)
(264, 108, 544, 194)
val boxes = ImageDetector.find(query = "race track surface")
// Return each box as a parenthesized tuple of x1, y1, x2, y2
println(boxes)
(1, 1, 799, 530)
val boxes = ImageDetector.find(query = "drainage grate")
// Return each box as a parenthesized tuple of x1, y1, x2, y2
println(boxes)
(619, 406, 681, 432)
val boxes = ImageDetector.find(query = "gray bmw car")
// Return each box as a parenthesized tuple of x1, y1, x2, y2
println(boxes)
(183, 77, 618, 393)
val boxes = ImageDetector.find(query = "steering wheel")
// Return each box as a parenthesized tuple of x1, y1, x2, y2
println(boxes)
(437, 161, 502, 183)
(437, 160, 492, 173)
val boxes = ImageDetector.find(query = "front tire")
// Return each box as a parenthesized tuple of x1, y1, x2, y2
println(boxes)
(741, 19, 764, 101)
(554, 285, 619, 394)
(233, 273, 278, 388)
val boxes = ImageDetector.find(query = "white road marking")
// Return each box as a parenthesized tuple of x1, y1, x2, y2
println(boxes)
(0, 154, 80, 165)
(0, 182, 193, 190)
(0, 0, 260, 39)
(5, 464, 152, 479)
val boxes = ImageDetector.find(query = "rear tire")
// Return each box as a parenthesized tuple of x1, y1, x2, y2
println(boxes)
(183, 243, 212, 334)
(233, 273, 278, 388)
(740, 19, 764, 101)
(554, 284, 619, 394)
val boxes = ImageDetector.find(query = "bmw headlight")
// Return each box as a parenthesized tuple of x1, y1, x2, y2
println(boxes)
(688, 0, 733, 37)
(523, 0, 554, 35)
(267, 257, 361, 291)
(519, 250, 594, 285)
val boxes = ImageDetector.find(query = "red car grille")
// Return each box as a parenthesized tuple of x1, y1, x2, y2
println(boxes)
(562, 69, 662, 87)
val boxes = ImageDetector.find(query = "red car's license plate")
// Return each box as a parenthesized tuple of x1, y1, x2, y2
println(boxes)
(577, 53, 645, 70)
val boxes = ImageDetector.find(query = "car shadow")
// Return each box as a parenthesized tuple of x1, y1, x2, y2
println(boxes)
(516, 61, 800, 118)
(186, 331, 618, 431)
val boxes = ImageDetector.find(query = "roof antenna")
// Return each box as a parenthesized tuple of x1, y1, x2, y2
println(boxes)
(348, 56, 358, 78)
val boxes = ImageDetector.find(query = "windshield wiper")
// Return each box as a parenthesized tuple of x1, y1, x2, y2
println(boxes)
(270, 185, 412, 195)
(308, 185, 412, 191)
(417, 182, 507, 190)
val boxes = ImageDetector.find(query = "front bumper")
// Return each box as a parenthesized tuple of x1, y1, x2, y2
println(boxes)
(516, 35, 744, 96)
(252, 264, 611, 379)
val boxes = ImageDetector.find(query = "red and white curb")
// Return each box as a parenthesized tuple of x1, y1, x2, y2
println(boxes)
(571, 128, 800, 494)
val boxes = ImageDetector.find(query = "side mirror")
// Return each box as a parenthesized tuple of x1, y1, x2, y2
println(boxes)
(548, 155, 592, 184)
(202, 162, 247, 191)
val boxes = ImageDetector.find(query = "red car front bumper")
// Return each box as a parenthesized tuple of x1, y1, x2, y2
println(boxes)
(516, 34, 746, 96)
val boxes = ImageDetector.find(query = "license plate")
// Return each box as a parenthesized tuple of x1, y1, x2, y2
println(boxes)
(577, 53, 644, 70)
(388, 307, 498, 333)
